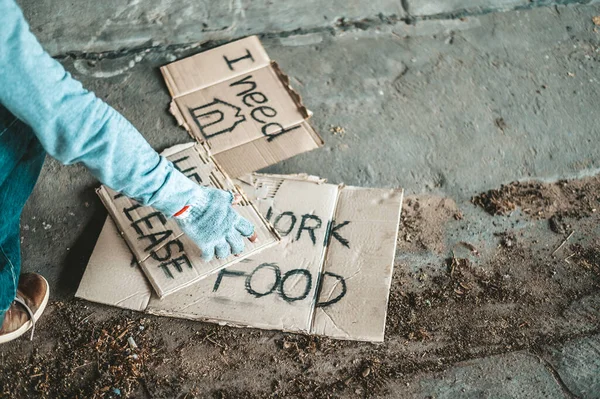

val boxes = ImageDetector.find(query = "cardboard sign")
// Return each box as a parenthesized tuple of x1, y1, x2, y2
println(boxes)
(97, 143, 280, 298)
(161, 36, 324, 178)
(78, 174, 403, 342)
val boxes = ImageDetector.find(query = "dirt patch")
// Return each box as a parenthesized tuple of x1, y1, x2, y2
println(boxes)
(400, 196, 462, 254)
(383, 237, 600, 389)
(471, 177, 600, 220)
(0, 303, 162, 398)
(2, 177, 600, 398)
(566, 244, 600, 272)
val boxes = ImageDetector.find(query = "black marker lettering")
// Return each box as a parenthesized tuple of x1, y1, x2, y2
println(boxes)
(273, 211, 297, 236)
(250, 106, 277, 124)
(123, 204, 143, 222)
(139, 230, 173, 252)
(172, 157, 201, 182)
(230, 74, 257, 96)
(242, 92, 268, 107)
(315, 272, 347, 308)
(279, 269, 312, 302)
(330, 220, 351, 248)
(245, 263, 281, 298)
(172, 156, 193, 173)
(296, 214, 322, 245)
(213, 269, 246, 292)
(265, 206, 273, 222)
(323, 220, 332, 247)
(132, 212, 167, 235)
(158, 255, 192, 279)
(223, 49, 254, 71)
(189, 99, 246, 139)
(186, 173, 203, 184)
(262, 123, 301, 142)
(150, 239, 184, 262)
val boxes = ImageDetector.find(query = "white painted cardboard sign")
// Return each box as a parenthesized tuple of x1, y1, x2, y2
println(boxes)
(78, 174, 403, 342)
(96, 143, 280, 298)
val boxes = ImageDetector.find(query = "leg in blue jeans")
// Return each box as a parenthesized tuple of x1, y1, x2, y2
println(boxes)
(0, 106, 45, 324)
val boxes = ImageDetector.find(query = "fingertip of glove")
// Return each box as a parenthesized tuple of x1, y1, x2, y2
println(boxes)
(215, 242, 232, 259)
(236, 217, 255, 237)
(200, 248, 214, 262)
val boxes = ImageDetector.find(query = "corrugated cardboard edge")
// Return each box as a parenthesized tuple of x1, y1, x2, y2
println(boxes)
(96, 186, 128, 241)
(96, 186, 171, 297)
(307, 187, 404, 342)
(306, 184, 342, 337)
(145, 308, 310, 335)
(270, 61, 311, 119)
(83, 177, 402, 343)
(303, 183, 344, 333)
(96, 144, 281, 298)
(74, 216, 153, 312)
(161, 39, 322, 152)
(160, 61, 179, 99)
(156, 238, 280, 298)
(237, 173, 327, 187)
(168, 101, 193, 140)
(200, 144, 280, 239)
(160, 142, 196, 158)
(378, 188, 404, 341)
(160, 36, 271, 99)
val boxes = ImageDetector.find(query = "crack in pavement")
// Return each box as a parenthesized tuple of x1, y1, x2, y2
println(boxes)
(532, 351, 582, 399)
(53, 0, 594, 62)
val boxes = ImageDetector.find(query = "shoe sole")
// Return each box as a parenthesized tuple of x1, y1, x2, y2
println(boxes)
(0, 276, 50, 344)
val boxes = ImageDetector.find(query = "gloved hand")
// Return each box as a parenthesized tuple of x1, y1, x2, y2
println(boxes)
(174, 187, 257, 261)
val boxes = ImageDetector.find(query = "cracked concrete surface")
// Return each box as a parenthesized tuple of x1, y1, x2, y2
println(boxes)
(18, 0, 405, 56)
(398, 352, 569, 398)
(543, 335, 600, 398)
(17, 0, 600, 56)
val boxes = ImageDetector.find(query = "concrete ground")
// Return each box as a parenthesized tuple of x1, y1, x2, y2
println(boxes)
(1, 0, 600, 397)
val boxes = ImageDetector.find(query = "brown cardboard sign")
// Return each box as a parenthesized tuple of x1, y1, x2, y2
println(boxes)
(79, 173, 403, 342)
(97, 143, 280, 298)
(161, 36, 324, 178)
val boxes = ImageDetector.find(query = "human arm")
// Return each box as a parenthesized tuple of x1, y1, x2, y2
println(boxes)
(0, 0, 254, 259)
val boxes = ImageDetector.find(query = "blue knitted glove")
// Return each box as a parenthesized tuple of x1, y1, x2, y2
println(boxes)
(174, 187, 256, 261)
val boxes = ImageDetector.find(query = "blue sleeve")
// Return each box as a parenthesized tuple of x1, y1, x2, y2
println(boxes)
(0, 0, 202, 217)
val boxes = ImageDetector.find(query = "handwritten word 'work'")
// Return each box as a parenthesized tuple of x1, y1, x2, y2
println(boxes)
(118, 200, 352, 280)
(213, 262, 347, 308)
(265, 207, 350, 248)
(189, 48, 300, 142)
(117, 159, 351, 279)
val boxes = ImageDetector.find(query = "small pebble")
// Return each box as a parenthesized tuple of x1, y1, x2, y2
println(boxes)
(127, 336, 138, 349)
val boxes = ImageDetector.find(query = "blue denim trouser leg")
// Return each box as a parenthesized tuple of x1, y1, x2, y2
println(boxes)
(0, 106, 45, 324)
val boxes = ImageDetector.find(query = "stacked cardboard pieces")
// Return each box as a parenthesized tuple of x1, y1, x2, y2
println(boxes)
(76, 36, 404, 342)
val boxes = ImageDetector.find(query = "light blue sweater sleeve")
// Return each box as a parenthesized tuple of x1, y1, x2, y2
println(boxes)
(0, 0, 202, 217)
